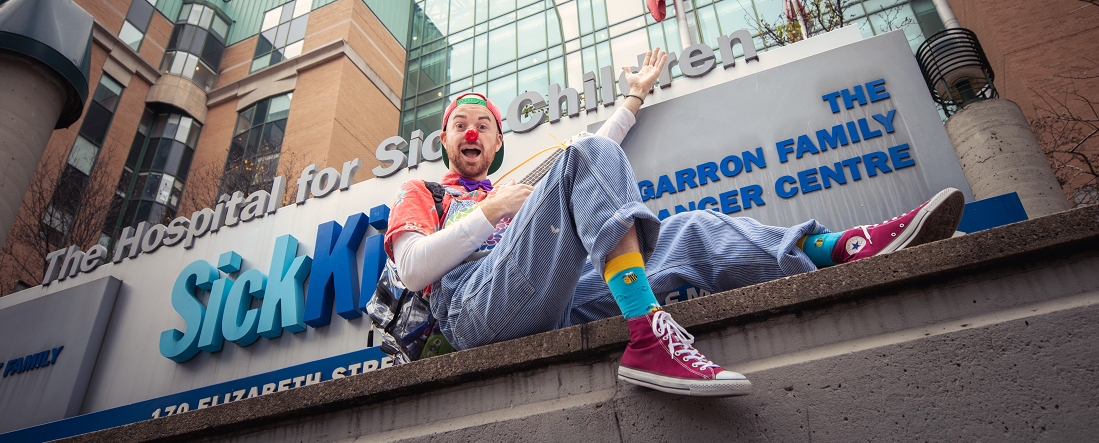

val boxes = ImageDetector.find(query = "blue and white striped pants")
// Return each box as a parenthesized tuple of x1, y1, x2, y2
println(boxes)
(433, 135, 828, 350)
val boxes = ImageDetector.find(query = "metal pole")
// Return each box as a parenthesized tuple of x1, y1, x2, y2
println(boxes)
(673, 0, 693, 49)
(932, 0, 960, 29)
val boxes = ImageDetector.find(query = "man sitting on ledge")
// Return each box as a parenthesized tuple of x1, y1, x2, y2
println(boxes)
(384, 48, 964, 397)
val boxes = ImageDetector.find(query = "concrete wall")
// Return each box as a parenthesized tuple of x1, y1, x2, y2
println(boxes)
(59, 204, 1099, 442)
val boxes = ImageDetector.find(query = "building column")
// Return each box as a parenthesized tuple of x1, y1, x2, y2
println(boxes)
(0, 51, 69, 248)
(0, 0, 93, 248)
(945, 99, 1071, 218)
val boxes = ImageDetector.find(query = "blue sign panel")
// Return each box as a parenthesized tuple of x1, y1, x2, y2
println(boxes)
(2, 346, 389, 443)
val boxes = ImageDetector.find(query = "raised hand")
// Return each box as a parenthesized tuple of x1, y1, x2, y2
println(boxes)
(481, 179, 534, 224)
(622, 47, 668, 102)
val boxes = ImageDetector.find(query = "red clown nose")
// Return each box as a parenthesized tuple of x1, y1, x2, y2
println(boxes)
(464, 128, 479, 143)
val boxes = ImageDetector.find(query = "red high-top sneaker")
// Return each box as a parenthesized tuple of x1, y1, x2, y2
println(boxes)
(833, 188, 965, 263)
(618, 310, 752, 397)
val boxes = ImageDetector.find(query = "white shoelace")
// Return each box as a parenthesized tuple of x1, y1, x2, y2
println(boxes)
(651, 310, 719, 370)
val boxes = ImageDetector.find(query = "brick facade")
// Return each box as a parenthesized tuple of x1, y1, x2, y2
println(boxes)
(947, 0, 1099, 204)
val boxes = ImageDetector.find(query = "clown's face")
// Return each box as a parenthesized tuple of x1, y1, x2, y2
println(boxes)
(442, 104, 502, 180)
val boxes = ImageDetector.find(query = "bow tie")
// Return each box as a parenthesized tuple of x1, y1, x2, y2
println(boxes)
(457, 176, 493, 192)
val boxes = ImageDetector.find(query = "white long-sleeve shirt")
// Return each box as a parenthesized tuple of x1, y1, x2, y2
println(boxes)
(393, 107, 638, 291)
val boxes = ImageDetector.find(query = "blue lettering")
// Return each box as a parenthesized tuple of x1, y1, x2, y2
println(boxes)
(846, 121, 861, 142)
(777, 139, 795, 163)
(841, 85, 867, 109)
(258, 235, 312, 337)
(743, 147, 766, 171)
(368, 204, 390, 231)
(198, 275, 232, 353)
(796, 135, 819, 159)
(840, 157, 864, 180)
(50, 346, 63, 365)
(816, 125, 849, 151)
(304, 213, 368, 327)
(696, 162, 720, 185)
(720, 154, 743, 177)
(822, 91, 842, 113)
(222, 269, 267, 346)
(657, 208, 671, 220)
(888, 143, 916, 169)
(699, 196, 719, 211)
(656, 175, 677, 198)
(742, 185, 765, 208)
(873, 110, 897, 133)
(798, 169, 822, 194)
(719, 189, 740, 214)
(674, 168, 698, 192)
(866, 78, 889, 102)
(776, 176, 798, 198)
(160, 260, 218, 362)
(858, 118, 883, 140)
(862, 151, 892, 176)
(819, 163, 847, 188)
(638, 180, 655, 201)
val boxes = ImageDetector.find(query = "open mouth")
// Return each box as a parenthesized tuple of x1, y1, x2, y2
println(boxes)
(461, 144, 482, 160)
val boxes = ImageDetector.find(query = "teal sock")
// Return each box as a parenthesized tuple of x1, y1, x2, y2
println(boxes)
(801, 232, 842, 267)
(605, 253, 660, 319)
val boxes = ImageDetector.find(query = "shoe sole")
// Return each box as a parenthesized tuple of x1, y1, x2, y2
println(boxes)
(618, 366, 753, 397)
(878, 188, 965, 256)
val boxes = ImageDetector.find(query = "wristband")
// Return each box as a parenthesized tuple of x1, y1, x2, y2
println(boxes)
(625, 94, 644, 105)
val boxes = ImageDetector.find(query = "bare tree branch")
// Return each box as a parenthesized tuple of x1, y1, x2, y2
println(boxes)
(1030, 59, 1099, 207)
(1, 145, 120, 295)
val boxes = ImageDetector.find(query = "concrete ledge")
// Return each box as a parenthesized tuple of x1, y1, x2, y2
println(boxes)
(60, 204, 1099, 442)
(146, 75, 208, 123)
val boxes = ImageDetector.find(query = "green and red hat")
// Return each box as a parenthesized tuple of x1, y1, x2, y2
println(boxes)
(441, 92, 505, 175)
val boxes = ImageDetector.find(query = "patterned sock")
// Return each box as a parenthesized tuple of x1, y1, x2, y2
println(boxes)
(604, 252, 660, 319)
(801, 233, 842, 267)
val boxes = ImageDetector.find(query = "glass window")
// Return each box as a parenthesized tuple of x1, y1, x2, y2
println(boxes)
(79, 102, 112, 146)
(293, 0, 311, 18)
(490, 0, 516, 19)
(557, 1, 580, 41)
(199, 6, 214, 28)
(517, 63, 548, 95)
(425, 0, 450, 36)
(220, 93, 293, 196)
(284, 40, 304, 59)
(715, 0, 753, 37)
(178, 4, 192, 23)
(449, 38, 474, 80)
(187, 5, 202, 25)
(126, 0, 155, 33)
(474, 33, 488, 72)
(68, 136, 99, 175)
(517, 12, 546, 57)
(451, 0, 476, 32)
(211, 15, 229, 40)
(288, 15, 308, 43)
(605, 0, 643, 25)
(262, 8, 281, 31)
(119, 21, 145, 51)
(488, 23, 516, 67)
(253, 2, 309, 72)
(190, 28, 208, 53)
(92, 75, 123, 111)
(267, 94, 292, 122)
(165, 142, 186, 175)
(610, 29, 648, 73)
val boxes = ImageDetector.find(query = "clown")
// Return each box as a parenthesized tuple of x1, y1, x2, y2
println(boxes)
(384, 48, 964, 397)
